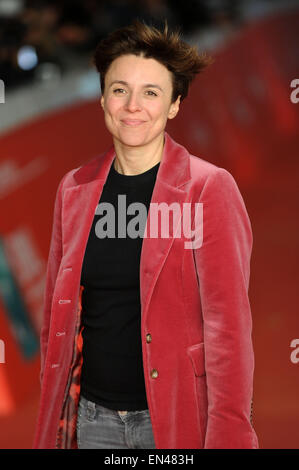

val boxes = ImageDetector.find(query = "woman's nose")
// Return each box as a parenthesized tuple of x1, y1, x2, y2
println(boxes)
(125, 92, 141, 112)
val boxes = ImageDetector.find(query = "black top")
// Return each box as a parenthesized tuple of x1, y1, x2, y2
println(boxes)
(80, 157, 160, 410)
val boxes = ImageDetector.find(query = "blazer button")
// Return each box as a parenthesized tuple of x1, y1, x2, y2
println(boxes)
(150, 368, 158, 379)
(146, 333, 152, 343)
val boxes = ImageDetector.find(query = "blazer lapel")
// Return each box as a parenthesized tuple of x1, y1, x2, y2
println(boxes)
(61, 145, 116, 271)
(139, 132, 191, 316)
(61, 132, 191, 318)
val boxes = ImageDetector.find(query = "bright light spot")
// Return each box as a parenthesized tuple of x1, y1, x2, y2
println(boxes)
(17, 46, 38, 71)
(0, 0, 24, 17)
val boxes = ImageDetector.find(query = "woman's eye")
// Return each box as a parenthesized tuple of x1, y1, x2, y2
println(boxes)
(113, 88, 126, 94)
(146, 90, 157, 96)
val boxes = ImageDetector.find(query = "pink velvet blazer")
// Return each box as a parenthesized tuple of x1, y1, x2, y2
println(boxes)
(33, 132, 259, 449)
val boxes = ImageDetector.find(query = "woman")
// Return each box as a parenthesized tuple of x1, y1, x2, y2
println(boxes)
(33, 20, 259, 449)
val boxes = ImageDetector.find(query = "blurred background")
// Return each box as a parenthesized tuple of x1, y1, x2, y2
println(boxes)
(0, 0, 298, 449)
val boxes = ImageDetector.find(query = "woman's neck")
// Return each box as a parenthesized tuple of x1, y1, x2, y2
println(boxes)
(113, 133, 164, 175)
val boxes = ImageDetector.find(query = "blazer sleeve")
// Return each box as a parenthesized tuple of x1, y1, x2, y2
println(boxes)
(193, 167, 259, 449)
(39, 172, 68, 384)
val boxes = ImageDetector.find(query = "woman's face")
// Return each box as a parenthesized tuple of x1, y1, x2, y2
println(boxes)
(100, 54, 181, 149)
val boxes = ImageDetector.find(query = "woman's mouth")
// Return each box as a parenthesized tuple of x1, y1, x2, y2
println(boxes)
(121, 119, 145, 127)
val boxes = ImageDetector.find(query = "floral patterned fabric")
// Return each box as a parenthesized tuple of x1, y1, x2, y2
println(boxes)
(56, 285, 84, 449)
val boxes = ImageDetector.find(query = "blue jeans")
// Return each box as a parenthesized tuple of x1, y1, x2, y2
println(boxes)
(76, 395, 156, 449)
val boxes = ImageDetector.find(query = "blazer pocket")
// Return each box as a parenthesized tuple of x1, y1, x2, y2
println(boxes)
(187, 342, 206, 377)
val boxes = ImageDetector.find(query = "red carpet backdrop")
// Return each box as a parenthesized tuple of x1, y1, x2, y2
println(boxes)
(0, 10, 298, 448)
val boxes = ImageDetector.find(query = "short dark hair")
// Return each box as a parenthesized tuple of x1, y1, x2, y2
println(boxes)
(93, 19, 213, 103)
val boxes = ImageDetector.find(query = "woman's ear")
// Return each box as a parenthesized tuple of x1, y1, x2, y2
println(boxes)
(168, 95, 181, 120)
(100, 95, 104, 110)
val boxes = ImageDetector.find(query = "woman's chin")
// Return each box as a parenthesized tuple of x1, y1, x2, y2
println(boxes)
(115, 132, 150, 148)
(112, 128, 164, 149)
